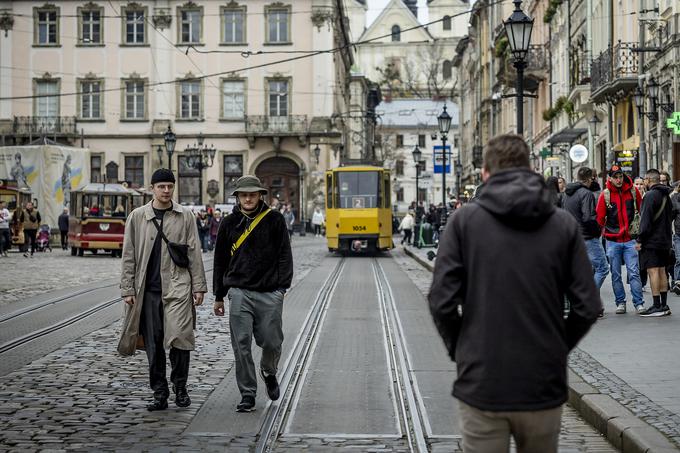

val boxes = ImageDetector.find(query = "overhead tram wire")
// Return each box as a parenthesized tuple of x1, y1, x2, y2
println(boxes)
(0, 2, 504, 102)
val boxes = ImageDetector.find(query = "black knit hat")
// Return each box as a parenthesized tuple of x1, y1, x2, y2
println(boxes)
(151, 168, 175, 185)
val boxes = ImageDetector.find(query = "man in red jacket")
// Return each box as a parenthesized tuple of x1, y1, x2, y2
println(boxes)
(596, 165, 645, 314)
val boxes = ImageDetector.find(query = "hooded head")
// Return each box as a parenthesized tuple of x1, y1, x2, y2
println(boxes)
(476, 134, 555, 230)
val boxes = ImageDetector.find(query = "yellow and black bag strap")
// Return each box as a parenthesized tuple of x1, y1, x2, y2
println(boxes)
(231, 208, 271, 256)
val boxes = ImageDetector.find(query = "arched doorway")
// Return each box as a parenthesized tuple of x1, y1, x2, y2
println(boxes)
(255, 156, 300, 211)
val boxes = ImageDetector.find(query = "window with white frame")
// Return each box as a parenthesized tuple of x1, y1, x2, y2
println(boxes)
(266, 7, 290, 43)
(222, 80, 245, 119)
(222, 7, 245, 43)
(180, 81, 201, 119)
(443, 15, 452, 31)
(179, 8, 201, 44)
(35, 81, 59, 117)
(443, 60, 452, 80)
(35, 8, 58, 45)
(80, 7, 102, 44)
(124, 7, 146, 44)
(268, 80, 288, 117)
(80, 80, 102, 119)
(124, 80, 145, 119)
(124, 156, 144, 188)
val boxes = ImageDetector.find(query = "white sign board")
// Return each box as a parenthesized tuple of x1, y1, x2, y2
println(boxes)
(569, 144, 589, 163)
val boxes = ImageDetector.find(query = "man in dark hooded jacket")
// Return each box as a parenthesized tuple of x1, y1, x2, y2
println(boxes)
(637, 169, 673, 317)
(429, 134, 600, 453)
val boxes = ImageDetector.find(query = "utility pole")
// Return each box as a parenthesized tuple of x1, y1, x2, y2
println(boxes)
(638, 0, 647, 176)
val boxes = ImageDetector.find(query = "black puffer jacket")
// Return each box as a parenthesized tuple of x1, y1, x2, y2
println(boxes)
(562, 182, 600, 240)
(428, 168, 600, 412)
(213, 201, 293, 300)
(671, 191, 680, 235)
(638, 184, 673, 250)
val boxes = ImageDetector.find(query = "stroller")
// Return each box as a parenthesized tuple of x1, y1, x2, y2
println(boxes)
(36, 224, 52, 252)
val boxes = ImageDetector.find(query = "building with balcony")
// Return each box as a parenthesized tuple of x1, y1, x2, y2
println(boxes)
(0, 0, 358, 223)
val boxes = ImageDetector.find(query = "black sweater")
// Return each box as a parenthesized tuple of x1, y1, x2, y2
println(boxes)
(638, 184, 673, 249)
(563, 182, 601, 240)
(429, 169, 600, 412)
(213, 202, 293, 300)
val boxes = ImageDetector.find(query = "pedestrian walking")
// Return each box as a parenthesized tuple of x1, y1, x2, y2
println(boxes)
(546, 176, 563, 207)
(596, 165, 645, 313)
(429, 134, 600, 453)
(58, 208, 69, 250)
(282, 204, 295, 238)
(398, 210, 414, 245)
(213, 175, 293, 413)
(196, 211, 210, 252)
(311, 207, 325, 237)
(563, 167, 608, 315)
(0, 201, 10, 256)
(21, 201, 41, 257)
(118, 169, 207, 411)
(209, 210, 222, 251)
(637, 169, 673, 317)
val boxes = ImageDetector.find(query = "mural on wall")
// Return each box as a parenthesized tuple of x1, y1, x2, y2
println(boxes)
(0, 145, 90, 228)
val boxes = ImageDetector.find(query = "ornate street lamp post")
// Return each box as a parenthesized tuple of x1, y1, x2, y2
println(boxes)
(313, 144, 321, 165)
(185, 132, 216, 205)
(163, 125, 176, 171)
(504, 0, 534, 135)
(437, 105, 452, 229)
(412, 144, 422, 205)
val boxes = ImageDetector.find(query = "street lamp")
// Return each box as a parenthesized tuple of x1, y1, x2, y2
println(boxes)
(313, 144, 321, 164)
(437, 105, 451, 230)
(588, 113, 601, 138)
(504, 0, 534, 135)
(185, 132, 216, 205)
(412, 144, 423, 204)
(163, 125, 176, 170)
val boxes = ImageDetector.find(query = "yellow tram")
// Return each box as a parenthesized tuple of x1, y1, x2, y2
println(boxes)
(325, 166, 393, 254)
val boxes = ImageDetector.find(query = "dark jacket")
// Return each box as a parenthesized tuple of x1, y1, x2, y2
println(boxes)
(58, 213, 69, 232)
(638, 184, 673, 250)
(563, 182, 600, 240)
(596, 175, 643, 243)
(213, 201, 293, 300)
(671, 191, 680, 235)
(428, 168, 600, 412)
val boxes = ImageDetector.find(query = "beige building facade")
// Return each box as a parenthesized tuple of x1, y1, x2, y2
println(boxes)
(0, 0, 357, 222)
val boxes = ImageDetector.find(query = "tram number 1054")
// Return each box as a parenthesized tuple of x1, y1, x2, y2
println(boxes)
(352, 225, 367, 231)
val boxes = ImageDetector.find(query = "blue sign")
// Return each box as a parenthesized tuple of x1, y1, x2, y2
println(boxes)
(433, 145, 451, 174)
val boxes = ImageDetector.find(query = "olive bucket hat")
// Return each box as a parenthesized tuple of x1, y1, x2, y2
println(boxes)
(231, 175, 269, 196)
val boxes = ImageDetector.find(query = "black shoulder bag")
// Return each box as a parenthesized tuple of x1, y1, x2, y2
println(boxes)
(151, 217, 190, 268)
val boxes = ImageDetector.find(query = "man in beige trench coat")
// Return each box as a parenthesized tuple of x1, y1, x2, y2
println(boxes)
(118, 168, 207, 411)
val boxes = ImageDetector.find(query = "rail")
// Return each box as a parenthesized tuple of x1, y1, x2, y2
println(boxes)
(13, 116, 78, 135)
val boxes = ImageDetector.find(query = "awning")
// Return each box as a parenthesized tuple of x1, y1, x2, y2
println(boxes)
(546, 127, 588, 145)
(612, 135, 640, 152)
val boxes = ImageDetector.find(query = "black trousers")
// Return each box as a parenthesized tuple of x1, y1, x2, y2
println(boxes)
(24, 229, 37, 255)
(60, 230, 68, 249)
(141, 291, 190, 399)
(0, 229, 9, 253)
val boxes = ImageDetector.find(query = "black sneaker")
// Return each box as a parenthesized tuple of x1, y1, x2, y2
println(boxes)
(147, 397, 168, 411)
(662, 305, 672, 315)
(236, 395, 256, 412)
(672, 283, 680, 296)
(260, 369, 280, 401)
(173, 385, 191, 408)
(639, 306, 671, 317)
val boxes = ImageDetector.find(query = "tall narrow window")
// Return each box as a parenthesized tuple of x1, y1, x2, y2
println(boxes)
(391, 25, 401, 42)
(396, 159, 404, 176)
(35, 81, 59, 132)
(179, 8, 202, 44)
(443, 60, 453, 80)
(222, 80, 245, 119)
(124, 156, 144, 188)
(223, 155, 244, 202)
(222, 7, 245, 43)
(178, 156, 201, 204)
(35, 8, 59, 45)
(90, 155, 102, 183)
(124, 80, 145, 120)
(81, 8, 102, 44)
(80, 80, 102, 119)
(418, 134, 426, 148)
(267, 7, 290, 43)
(124, 7, 146, 44)
(180, 81, 201, 119)
(443, 15, 451, 31)
(268, 80, 288, 117)
(396, 134, 404, 147)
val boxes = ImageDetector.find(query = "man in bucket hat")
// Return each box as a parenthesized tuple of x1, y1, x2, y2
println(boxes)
(213, 175, 293, 412)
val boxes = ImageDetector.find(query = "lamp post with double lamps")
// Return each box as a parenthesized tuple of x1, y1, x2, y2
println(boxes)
(185, 132, 216, 205)
(157, 125, 177, 170)
(504, 0, 534, 135)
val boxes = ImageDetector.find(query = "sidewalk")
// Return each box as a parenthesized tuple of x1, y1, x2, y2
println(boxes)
(402, 241, 680, 453)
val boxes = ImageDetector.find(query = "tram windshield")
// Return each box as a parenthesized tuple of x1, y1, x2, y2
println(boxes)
(75, 194, 130, 218)
(337, 171, 379, 209)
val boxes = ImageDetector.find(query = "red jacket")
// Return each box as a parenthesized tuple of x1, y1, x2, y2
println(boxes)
(596, 175, 642, 243)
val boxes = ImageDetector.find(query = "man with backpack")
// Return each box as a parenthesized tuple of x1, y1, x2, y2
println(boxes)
(637, 169, 673, 317)
(596, 165, 645, 314)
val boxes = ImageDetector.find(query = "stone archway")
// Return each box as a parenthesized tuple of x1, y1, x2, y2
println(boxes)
(255, 156, 300, 211)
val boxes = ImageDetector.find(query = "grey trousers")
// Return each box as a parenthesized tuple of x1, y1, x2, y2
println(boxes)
(228, 287, 284, 398)
(458, 400, 563, 453)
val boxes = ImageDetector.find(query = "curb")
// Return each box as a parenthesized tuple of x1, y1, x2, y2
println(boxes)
(402, 245, 680, 453)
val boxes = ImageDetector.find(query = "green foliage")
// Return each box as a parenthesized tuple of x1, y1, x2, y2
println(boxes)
(495, 36, 509, 58)
(542, 96, 575, 122)
(544, 0, 564, 23)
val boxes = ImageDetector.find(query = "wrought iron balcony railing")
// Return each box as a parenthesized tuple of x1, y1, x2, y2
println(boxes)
(245, 115, 308, 134)
(570, 50, 591, 87)
(525, 44, 549, 73)
(13, 116, 77, 136)
(591, 42, 639, 94)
